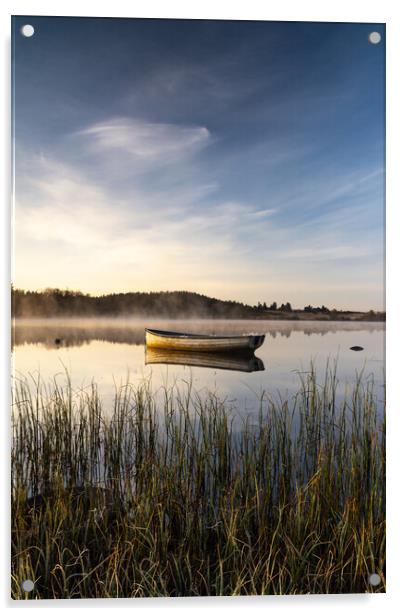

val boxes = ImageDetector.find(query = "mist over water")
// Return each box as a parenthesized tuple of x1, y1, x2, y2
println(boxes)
(12, 318, 385, 417)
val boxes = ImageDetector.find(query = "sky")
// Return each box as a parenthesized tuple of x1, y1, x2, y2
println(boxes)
(12, 17, 385, 310)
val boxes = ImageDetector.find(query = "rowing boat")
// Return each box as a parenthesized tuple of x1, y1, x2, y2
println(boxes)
(145, 328, 265, 353)
(145, 347, 265, 372)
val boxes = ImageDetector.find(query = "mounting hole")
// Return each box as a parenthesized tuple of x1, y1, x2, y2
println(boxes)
(368, 573, 381, 586)
(368, 31, 381, 45)
(22, 579, 35, 592)
(21, 24, 35, 38)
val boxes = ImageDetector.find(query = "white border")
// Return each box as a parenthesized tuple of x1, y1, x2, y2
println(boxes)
(2, 1, 401, 613)
(0, 0, 396, 22)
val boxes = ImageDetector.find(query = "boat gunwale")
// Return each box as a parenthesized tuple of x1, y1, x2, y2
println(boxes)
(145, 328, 265, 342)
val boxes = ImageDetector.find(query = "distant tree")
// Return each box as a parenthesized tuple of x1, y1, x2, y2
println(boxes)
(269, 302, 277, 310)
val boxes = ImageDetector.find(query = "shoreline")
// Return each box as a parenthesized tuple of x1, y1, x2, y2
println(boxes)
(11, 313, 386, 322)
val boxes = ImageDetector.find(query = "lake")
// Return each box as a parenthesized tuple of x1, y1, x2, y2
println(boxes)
(12, 318, 385, 418)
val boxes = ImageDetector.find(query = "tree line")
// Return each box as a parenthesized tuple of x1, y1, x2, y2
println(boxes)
(11, 288, 383, 320)
(12, 288, 262, 318)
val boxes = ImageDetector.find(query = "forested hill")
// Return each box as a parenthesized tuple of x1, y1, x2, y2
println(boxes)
(12, 289, 260, 319)
(11, 288, 385, 321)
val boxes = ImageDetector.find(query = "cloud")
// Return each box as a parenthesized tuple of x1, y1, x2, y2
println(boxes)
(273, 167, 384, 220)
(15, 157, 128, 246)
(277, 244, 371, 261)
(249, 208, 277, 218)
(74, 117, 211, 163)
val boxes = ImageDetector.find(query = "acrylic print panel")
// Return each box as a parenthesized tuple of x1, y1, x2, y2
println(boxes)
(11, 16, 385, 599)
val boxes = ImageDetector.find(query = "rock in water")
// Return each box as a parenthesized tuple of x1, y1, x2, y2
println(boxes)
(350, 346, 364, 351)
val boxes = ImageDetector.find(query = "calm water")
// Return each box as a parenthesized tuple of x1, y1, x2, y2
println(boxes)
(12, 318, 385, 417)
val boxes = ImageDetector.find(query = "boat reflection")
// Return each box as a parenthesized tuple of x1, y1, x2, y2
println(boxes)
(145, 348, 265, 373)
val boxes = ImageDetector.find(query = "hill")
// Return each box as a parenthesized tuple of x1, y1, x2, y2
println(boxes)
(11, 288, 385, 321)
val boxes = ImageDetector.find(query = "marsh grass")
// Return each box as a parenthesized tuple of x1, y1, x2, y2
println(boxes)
(11, 366, 385, 598)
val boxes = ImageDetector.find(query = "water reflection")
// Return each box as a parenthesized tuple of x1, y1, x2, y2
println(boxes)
(11, 318, 384, 351)
(145, 347, 265, 373)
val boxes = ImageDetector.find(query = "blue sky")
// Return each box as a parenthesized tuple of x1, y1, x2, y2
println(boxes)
(12, 17, 385, 309)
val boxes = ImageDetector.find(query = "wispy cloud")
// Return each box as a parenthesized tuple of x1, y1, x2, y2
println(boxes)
(74, 117, 211, 165)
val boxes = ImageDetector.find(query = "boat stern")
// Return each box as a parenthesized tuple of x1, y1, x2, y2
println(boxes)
(253, 334, 265, 350)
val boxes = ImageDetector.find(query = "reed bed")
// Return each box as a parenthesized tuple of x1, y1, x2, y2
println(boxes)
(11, 366, 385, 598)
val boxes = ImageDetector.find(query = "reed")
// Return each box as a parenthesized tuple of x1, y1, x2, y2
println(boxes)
(11, 366, 385, 598)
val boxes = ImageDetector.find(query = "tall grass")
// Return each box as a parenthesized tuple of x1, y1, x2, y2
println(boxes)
(11, 366, 385, 598)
